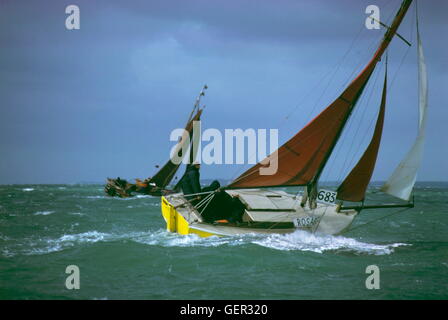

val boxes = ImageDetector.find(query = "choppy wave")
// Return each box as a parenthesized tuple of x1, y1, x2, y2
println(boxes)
(68, 212, 85, 216)
(86, 195, 154, 200)
(22, 188, 34, 192)
(252, 231, 409, 254)
(131, 229, 408, 255)
(33, 211, 55, 216)
(2, 228, 409, 257)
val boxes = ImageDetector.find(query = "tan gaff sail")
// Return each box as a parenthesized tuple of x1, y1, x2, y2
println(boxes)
(228, 0, 413, 190)
(381, 22, 428, 201)
(337, 67, 388, 202)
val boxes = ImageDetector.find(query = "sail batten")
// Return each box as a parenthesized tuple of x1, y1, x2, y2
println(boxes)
(381, 17, 427, 201)
(227, 0, 413, 190)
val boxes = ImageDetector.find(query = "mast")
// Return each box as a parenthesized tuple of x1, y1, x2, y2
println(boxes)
(336, 61, 388, 202)
(151, 86, 207, 188)
(151, 108, 202, 188)
(311, 0, 413, 186)
(227, 0, 413, 190)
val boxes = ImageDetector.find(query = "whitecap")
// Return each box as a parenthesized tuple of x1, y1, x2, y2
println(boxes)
(86, 194, 154, 200)
(0, 234, 10, 241)
(131, 229, 258, 248)
(33, 211, 55, 216)
(69, 212, 85, 216)
(130, 229, 409, 255)
(58, 231, 109, 243)
(22, 188, 34, 192)
(1, 248, 15, 258)
(252, 230, 409, 255)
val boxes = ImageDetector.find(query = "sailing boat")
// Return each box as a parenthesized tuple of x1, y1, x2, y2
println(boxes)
(105, 86, 207, 198)
(161, 0, 428, 236)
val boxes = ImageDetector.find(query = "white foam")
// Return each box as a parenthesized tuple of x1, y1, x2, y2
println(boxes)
(58, 231, 109, 243)
(129, 229, 230, 247)
(0, 234, 10, 241)
(4, 227, 408, 257)
(86, 194, 154, 200)
(1, 248, 15, 258)
(131, 229, 409, 255)
(33, 211, 55, 216)
(69, 212, 85, 216)
(252, 230, 409, 255)
(22, 188, 34, 192)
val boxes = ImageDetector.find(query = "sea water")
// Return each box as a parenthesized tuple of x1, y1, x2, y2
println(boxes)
(0, 183, 447, 299)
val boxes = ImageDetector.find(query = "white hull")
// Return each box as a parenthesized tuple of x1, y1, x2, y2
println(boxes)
(161, 189, 358, 237)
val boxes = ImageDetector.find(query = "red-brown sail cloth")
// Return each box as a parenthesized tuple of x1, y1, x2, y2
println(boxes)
(227, 0, 412, 190)
(337, 70, 387, 202)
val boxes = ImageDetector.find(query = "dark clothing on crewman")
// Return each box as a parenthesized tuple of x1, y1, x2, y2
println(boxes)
(200, 191, 245, 223)
(180, 165, 220, 204)
(181, 165, 202, 197)
(180, 164, 243, 223)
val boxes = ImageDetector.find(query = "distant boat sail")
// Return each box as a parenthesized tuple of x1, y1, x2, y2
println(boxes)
(105, 86, 207, 198)
(381, 20, 428, 201)
(160, 0, 428, 237)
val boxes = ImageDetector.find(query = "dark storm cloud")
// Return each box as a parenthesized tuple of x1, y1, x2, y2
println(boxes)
(0, 0, 446, 183)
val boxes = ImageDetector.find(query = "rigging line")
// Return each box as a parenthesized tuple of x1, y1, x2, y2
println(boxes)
(321, 62, 384, 185)
(279, 18, 367, 129)
(343, 65, 389, 178)
(299, 27, 366, 129)
(198, 193, 216, 215)
(340, 206, 413, 235)
(339, 72, 383, 181)
(321, 64, 382, 185)
(337, 29, 384, 92)
(337, 0, 399, 92)
(227, 115, 342, 185)
(227, 1, 404, 185)
(227, 16, 373, 184)
(173, 190, 218, 209)
(318, 3, 404, 185)
(336, 60, 385, 183)
(387, 2, 415, 91)
(195, 191, 215, 209)
(336, 13, 413, 188)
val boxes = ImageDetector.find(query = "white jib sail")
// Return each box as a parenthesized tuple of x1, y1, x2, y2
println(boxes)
(381, 25, 428, 201)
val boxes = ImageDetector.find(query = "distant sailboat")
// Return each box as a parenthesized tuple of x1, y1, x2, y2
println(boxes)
(160, 0, 427, 237)
(105, 86, 207, 198)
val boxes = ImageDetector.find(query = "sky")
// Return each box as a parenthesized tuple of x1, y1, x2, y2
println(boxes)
(0, 0, 447, 184)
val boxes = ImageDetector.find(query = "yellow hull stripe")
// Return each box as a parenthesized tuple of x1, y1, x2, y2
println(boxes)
(161, 196, 217, 238)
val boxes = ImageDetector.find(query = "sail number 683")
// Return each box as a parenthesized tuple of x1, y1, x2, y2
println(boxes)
(317, 190, 336, 204)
